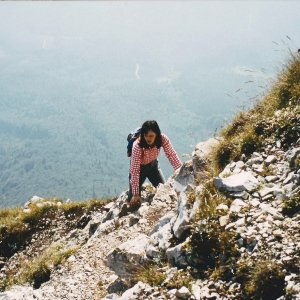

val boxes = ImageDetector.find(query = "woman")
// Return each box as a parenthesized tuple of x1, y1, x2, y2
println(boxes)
(128, 120, 182, 207)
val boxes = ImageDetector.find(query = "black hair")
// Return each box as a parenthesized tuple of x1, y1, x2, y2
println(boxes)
(139, 120, 162, 149)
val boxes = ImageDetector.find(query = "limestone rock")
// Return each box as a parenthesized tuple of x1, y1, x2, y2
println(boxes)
(219, 215, 230, 227)
(285, 147, 300, 169)
(24, 195, 44, 208)
(105, 234, 149, 279)
(118, 281, 152, 300)
(150, 212, 176, 235)
(230, 199, 246, 213)
(192, 138, 219, 182)
(214, 171, 259, 192)
(93, 219, 116, 237)
(145, 244, 160, 259)
(0, 285, 34, 300)
(174, 161, 194, 193)
(175, 286, 191, 299)
(88, 212, 106, 236)
(166, 242, 188, 267)
(265, 155, 277, 164)
(107, 277, 129, 294)
(172, 192, 191, 239)
(216, 204, 229, 212)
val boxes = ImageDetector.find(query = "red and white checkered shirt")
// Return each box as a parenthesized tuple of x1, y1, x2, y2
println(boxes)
(130, 133, 182, 195)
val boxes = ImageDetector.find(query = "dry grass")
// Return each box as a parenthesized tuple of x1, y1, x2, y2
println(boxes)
(236, 259, 286, 299)
(0, 197, 111, 239)
(133, 262, 167, 287)
(0, 197, 112, 262)
(211, 53, 300, 172)
(165, 269, 194, 291)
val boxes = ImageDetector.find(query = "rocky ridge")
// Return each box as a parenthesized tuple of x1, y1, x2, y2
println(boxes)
(0, 135, 299, 300)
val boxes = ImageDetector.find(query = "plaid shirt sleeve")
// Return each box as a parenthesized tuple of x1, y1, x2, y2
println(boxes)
(130, 141, 142, 196)
(162, 133, 182, 170)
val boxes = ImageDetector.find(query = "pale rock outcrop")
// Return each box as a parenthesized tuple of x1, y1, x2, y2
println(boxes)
(105, 234, 149, 279)
(0, 285, 34, 300)
(102, 281, 152, 300)
(173, 161, 194, 193)
(166, 240, 189, 267)
(192, 138, 220, 182)
(23, 195, 44, 208)
(285, 147, 300, 169)
(172, 191, 191, 239)
(2, 136, 299, 300)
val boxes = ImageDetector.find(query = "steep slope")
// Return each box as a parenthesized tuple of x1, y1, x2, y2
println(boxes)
(0, 53, 299, 300)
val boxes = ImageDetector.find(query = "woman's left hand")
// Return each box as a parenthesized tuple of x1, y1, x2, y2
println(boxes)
(129, 195, 141, 207)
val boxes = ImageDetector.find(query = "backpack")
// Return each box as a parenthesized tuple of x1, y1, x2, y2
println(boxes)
(127, 127, 141, 157)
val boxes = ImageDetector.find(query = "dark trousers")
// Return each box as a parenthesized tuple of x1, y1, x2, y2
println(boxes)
(127, 159, 165, 201)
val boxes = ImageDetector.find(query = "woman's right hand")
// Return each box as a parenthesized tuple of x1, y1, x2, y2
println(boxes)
(129, 195, 141, 207)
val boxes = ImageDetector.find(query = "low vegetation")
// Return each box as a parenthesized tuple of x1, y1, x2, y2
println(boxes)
(133, 262, 167, 287)
(184, 178, 239, 278)
(165, 269, 194, 291)
(0, 197, 112, 291)
(0, 197, 112, 273)
(187, 53, 299, 297)
(236, 259, 286, 300)
(0, 243, 79, 291)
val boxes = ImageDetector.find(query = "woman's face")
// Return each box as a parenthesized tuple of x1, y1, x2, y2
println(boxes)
(144, 130, 156, 146)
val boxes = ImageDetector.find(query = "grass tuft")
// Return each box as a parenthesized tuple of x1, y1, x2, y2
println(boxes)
(133, 262, 167, 287)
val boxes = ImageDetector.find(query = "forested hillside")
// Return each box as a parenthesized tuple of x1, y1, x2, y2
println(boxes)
(0, 53, 230, 207)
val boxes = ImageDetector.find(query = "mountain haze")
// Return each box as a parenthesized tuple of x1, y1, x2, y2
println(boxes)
(0, 2, 300, 207)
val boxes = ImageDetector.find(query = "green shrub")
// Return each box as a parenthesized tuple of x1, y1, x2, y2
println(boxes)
(22, 203, 57, 226)
(221, 111, 249, 138)
(195, 179, 230, 221)
(0, 207, 25, 237)
(19, 243, 79, 289)
(186, 177, 239, 276)
(187, 218, 238, 272)
(61, 202, 86, 219)
(212, 141, 238, 172)
(240, 129, 262, 156)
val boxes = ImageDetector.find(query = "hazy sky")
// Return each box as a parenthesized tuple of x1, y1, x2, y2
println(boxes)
(1, 1, 299, 143)
(0, 1, 299, 121)
(0, 1, 299, 68)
